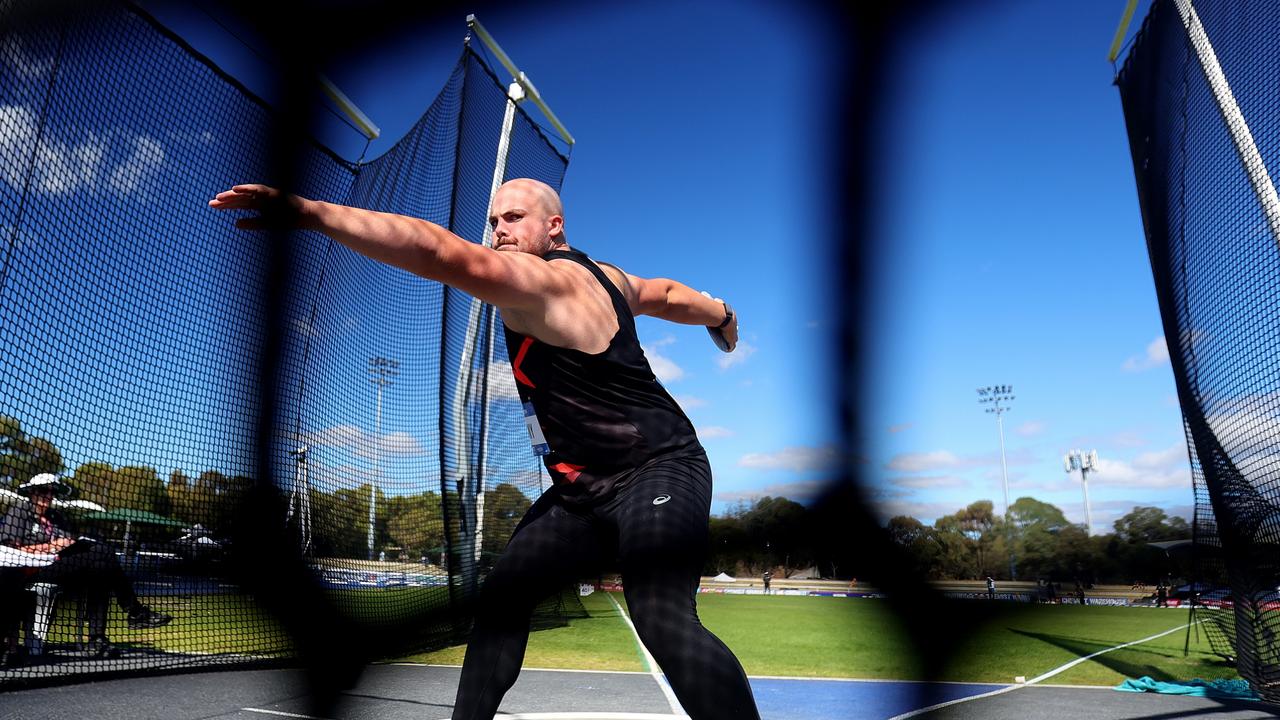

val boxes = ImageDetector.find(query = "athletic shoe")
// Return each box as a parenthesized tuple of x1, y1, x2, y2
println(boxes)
(85, 636, 121, 659)
(127, 606, 173, 629)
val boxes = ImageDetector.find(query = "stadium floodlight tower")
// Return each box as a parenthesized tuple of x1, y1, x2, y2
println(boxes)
(977, 385, 1016, 580)
(450, 15, 575, 585)
(368, 356, 400, 560)
(1063, 449, 1099, 535)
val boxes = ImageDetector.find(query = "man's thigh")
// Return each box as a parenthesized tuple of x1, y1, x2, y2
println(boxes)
(607, 454, 712, 574)
(482, 491, 604, 599)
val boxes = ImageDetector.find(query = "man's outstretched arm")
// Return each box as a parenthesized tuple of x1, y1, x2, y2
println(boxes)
(209, 184, 564, 312)
(600, 265, 739, 352)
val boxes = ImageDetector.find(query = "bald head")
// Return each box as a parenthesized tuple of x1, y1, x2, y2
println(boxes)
(490, 178, 567, 256)
(498, 178, 563, 217)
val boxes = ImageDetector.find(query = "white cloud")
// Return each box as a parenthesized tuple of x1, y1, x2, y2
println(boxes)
(474, 360, 520, 402)
(739, 444, 840, 473)
(868, 498, 964, 525)
(714, 479, 829, 504)
(291, 317, 320, 339)
(885, 450, 964, 473)
(1015, 420, 1045, 437)
(1122, 335, 1170, 372)
(0, 105, 107, 195)
(1090, 443, 1192, 489)
(0, 36, 53, 79)
(674, 394, 706, 410)
(698, 426, 733, 439)
(0, 105, 166, 198)
(108, 136, 165, 194)
(717, 340, 756, 370)
(642, 338, 685, 383)
(884, 447, 1037, 474)
(888, 474, 967, 490)
(307, 462, 379, 493)
(302, 424, 426, 460)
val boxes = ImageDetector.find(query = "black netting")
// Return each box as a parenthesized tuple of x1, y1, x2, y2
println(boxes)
(1118, 0, 1280, 701)
(0, 0, 568, 686)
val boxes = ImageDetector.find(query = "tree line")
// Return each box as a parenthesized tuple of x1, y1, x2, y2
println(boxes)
(0, 415, 532, 561)
(707, 494, 1193, 585)
(4, 415, 1194, 579)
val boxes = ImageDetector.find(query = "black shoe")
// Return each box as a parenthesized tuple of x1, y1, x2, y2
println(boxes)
(85, 636, 121, 659)
(127, 606, 172, 629)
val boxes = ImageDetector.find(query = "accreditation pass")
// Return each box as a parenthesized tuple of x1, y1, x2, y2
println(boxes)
(523, 401, 551, 456)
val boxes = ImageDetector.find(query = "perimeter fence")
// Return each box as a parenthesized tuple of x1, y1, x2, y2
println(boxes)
(0, 0, 569, 686)
(1118, 0, 1280, 702)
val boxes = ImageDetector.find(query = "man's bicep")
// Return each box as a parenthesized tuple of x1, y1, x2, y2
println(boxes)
(628, 275, 677, 317)
(445, 247, 568, 311)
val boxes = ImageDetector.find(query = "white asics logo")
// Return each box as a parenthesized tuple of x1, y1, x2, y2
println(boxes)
(652, 495, 671, 506)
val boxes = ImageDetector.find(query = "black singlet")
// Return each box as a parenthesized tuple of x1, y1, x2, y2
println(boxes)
(501, 247, 703, 505)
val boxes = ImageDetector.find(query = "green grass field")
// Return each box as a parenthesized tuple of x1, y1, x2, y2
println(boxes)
(43, 589, 1241, 687)
(399, 592, 1242, 687)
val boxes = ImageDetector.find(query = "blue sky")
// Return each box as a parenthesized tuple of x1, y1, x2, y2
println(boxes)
(139, 0, 1189, 528)
(7, 0, 1200, 530)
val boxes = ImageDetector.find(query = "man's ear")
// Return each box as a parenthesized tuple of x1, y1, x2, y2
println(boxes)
(547, 215, 564, 238)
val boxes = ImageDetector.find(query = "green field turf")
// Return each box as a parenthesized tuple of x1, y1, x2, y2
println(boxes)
(47, 594, 293, 657)
(398, 592, 1242, 687)
(41, 588, 1241, 687)
(400, 590, 645, 671)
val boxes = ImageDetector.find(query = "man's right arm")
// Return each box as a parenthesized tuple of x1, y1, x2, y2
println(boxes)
(209, 185, 570, 314)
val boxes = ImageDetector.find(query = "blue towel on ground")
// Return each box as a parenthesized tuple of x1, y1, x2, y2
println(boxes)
(1115, 676, 1259, 700)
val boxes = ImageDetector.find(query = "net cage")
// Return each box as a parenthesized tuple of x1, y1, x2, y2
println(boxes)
(1118, 0, 1280, 701)
(0, 0, 572, 686)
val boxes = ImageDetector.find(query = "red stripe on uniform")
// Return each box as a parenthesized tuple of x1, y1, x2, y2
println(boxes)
(549, 462, 585, 483)
(512, 336, 536, 388)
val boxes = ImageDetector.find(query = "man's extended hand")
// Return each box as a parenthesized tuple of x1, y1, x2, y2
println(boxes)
(209, 184, 307, 230)
(718, 309, 739, 352)
(701, 291, 738, 353)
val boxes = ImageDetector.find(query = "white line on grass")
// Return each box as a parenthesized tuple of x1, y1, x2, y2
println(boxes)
(604, 592, 689, 718)
(886, 621, 1196, 720)
(241, 709, 330, 720)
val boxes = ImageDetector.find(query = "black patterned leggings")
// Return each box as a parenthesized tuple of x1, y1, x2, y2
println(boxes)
(451, 453, 760, 720)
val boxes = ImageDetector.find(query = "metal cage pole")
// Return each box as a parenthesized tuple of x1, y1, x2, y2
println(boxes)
(1172, 0, 1280, 246)
(451, 14, 574, 586)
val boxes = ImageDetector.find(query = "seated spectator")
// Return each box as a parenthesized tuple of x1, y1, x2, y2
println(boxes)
(0, 473, 172, 657)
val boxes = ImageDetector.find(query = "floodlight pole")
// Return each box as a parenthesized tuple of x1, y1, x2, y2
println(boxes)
(369, 357, 399, 560)
(1063, 449, 1098, 535)
(977, 385, 1016, 580)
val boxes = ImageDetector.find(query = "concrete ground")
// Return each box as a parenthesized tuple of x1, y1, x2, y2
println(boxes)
(1, 664, 1275, 720)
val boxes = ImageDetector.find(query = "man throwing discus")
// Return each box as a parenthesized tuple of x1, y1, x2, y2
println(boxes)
(210, 178, 758, 720)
